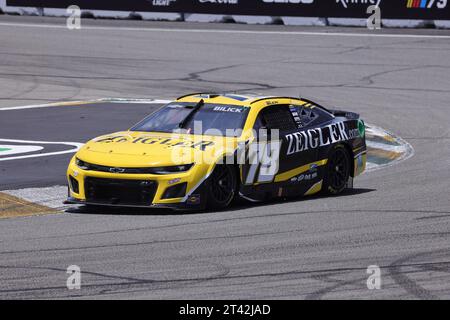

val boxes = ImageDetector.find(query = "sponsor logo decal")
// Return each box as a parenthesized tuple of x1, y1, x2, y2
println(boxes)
(199, 0, 239, 3)
(286, 121, 360, 156)
(357, 154, 364, 168)
(168, 178, 181, 185)
(152, 0, 177, 6)
(94, 136, 215, 151)
(291, 172, 318, 183)
(262, 0, 314, 3)
(358, 119, 366, 138)
(290, 163, 319, 183)
(406, 0, 447, 9)
(187, 194, 201, 205)
(213, 106, 243, 113)
(337, 0, 382, 9)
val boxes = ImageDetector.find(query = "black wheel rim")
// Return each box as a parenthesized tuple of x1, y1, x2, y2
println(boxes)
(328, 149, 349, 191)
(210, 166, 235, 204)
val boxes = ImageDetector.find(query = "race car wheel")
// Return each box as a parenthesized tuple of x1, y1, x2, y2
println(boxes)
(323, 145, 351, 195)
(207, 165, 237, 210)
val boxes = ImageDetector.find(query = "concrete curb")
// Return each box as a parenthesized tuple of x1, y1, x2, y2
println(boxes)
(365, 125, 414, 173)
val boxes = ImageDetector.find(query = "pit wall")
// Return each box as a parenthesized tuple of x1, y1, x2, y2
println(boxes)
(1, 0, 449, 29)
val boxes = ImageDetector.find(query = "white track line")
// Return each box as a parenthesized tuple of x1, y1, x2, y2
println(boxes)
(99, 98, 171, 104)
(1, 22, 450, 39)
(0, 139, 83, 161)
(0, 144, 43, 156)
(0, 98, 171, 111)
(0, 101, 89, 111)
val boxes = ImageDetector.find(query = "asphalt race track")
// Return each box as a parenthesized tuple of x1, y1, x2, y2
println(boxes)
(0, 16, 450, 299)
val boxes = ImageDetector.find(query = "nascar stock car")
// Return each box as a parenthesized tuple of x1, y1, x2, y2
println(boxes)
(66, 93, 367, 211)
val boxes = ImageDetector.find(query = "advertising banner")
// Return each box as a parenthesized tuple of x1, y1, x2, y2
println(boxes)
(6, 0, 450, 20)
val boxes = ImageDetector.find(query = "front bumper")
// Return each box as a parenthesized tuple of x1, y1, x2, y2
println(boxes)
(66, 158, 207, 210)
(64, 196, 203, 211)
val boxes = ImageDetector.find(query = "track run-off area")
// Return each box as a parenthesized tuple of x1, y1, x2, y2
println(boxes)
(0, 16, 449, 299)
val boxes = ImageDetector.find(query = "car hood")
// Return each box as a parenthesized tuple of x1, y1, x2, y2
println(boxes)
(76, 131, 239, 167)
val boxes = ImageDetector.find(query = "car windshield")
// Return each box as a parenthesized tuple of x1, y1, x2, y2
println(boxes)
(131, 103, 250, 137)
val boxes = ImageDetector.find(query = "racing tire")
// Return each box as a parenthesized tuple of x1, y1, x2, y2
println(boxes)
(323, 145, 351, 195)
(206, 165, 238, 210)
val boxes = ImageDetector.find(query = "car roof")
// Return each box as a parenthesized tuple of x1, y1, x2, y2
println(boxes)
(176, 93, 310, 107)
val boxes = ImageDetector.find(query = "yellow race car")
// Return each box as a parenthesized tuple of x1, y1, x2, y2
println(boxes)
(66, 93, 366, 211)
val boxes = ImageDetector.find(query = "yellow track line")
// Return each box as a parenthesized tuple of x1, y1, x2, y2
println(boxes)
(367, 147, 403, 160)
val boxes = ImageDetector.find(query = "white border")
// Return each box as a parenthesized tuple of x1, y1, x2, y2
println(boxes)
(1, 21, 450, 38)
(0, 139, 83, 161)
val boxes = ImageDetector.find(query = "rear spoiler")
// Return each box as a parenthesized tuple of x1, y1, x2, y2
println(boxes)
(300, 98, 360, 120)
